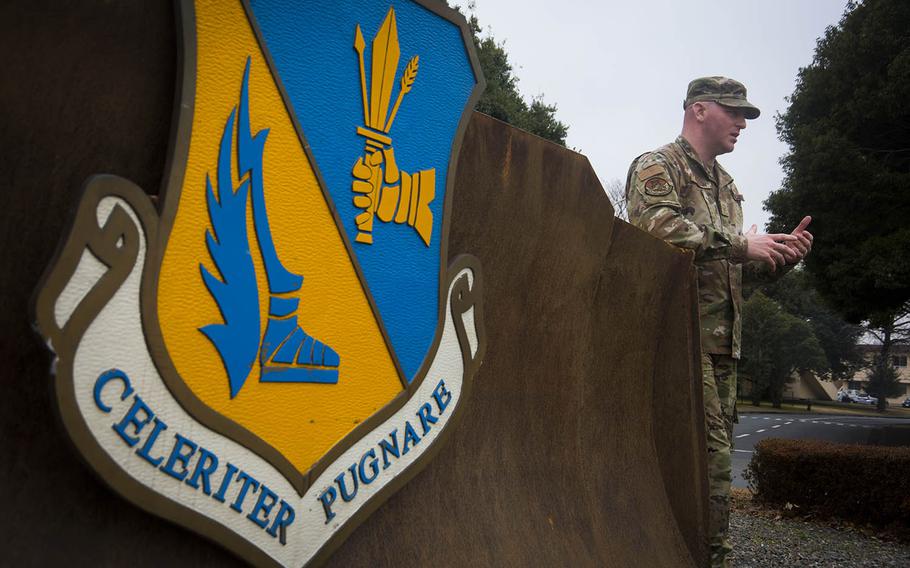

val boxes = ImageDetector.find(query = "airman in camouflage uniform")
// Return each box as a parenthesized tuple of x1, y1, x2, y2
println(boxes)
(625, 77, 813, 568)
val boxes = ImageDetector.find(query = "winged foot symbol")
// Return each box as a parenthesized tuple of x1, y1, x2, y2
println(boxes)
(200, 57, 340, 399)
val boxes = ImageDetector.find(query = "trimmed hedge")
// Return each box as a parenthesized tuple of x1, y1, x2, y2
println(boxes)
(746, 438, 910, 526)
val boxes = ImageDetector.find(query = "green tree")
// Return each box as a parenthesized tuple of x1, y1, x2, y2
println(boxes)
(864, 306, 909, 409)
(865, 357, 903, 410)
(766, 0, 910, 327)
(740, 292, 828, 408)
(463, 8, 568, 145)
(753, 269, 864, 382)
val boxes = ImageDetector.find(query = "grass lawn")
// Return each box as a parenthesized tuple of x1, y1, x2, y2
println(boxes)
(737, 399, 910, 419)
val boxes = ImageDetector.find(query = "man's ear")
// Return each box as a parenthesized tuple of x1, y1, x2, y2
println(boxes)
(692, 101, 709, 122)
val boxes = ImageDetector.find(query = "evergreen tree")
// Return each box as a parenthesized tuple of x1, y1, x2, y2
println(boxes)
(767, 0, 910, 325)
(740, 292, 827, 407)
(753, 270, 864, 382)
(462, 7, 569, 145)
(865, 357, 903, 409)
(767, 0, 910, 390)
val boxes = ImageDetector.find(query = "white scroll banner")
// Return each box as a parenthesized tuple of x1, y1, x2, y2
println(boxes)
(46, 186, 482, 567)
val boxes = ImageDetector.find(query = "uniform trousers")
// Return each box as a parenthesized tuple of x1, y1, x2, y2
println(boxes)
(701, 353, 737, 568)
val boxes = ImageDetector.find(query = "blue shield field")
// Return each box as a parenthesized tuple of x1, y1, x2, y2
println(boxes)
(249, 0, 478, 383)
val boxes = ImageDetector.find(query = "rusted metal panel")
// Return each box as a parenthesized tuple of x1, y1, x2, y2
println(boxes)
(0, 3, 243, 567)
(329, 114, 707, 567)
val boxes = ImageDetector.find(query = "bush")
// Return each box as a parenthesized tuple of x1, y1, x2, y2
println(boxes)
(746, 438, 910, 526)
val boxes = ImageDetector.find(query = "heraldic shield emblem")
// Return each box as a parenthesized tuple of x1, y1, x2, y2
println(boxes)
(33, 1, 486, 565)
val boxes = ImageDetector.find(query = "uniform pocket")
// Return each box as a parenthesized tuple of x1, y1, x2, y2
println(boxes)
(724, 184, 744, 229)
(692, 181, 719, 225)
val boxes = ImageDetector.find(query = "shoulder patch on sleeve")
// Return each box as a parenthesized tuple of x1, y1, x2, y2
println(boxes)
(637, 163, 665, 181)
(643, 176, 673, 197)
(632, 151, 676, 198)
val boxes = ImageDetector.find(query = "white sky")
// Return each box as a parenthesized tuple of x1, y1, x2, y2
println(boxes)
(455, 0, 849, 230)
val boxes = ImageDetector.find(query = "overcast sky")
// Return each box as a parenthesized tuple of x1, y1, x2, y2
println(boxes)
(455, 0, 849, 231)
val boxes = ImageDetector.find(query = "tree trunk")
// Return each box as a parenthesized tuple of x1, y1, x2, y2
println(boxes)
(750, 384, 762, 406)
(770, 371, 785, 409)
(877, 319, 893, 412)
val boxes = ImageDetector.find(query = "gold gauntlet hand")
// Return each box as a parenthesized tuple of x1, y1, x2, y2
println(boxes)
(351, 145, 434, 246)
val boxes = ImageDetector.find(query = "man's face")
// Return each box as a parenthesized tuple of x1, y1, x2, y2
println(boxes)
(701, 102, 748, 156)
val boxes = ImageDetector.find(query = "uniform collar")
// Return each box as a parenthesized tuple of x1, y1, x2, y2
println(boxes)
(715, 160, 734, 188)
(675, 136, 735, 186)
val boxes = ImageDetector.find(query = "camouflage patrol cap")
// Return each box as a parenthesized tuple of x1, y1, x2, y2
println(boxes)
(684, 76, 760, 119)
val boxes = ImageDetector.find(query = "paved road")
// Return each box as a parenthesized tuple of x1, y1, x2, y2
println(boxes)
(732, 413, 910, 488)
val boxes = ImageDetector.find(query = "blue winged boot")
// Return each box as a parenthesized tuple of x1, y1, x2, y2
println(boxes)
(200, 58, 340, 398)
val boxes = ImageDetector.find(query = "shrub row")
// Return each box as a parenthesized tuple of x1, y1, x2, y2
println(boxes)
(746, 438, 910, 526)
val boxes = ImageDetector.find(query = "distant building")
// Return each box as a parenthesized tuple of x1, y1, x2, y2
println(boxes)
(740, 344, 910, 404)
(843, 344, 910, 403)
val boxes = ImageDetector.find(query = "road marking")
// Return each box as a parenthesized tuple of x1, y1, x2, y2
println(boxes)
(785, 422, 793, 425)
(763, 417, 770, 420)
(736, 434, 750, 438)
(733, 449, 753, 453)
(823, 421, 832, 425)
(772, 425, 781, 429)
(756, 429, 766, 433)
